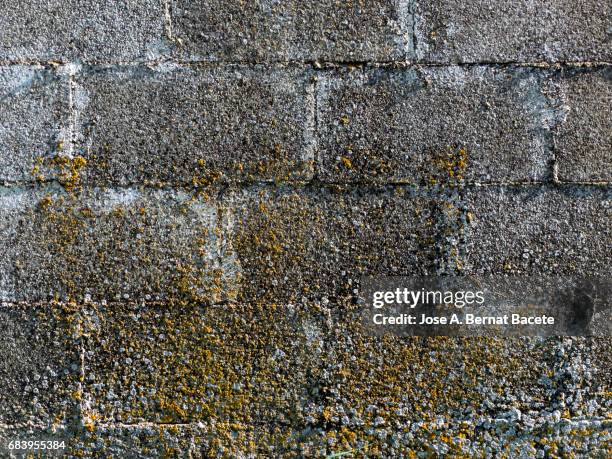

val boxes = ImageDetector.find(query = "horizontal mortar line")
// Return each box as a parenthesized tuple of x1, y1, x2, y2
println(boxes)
(92, 419, 295, 429)
(138, 59, 612, 69)
(0, 299, 245, 307)
(1, 416, 609, 431)
(88, 420, 612, 434)
(464, 180, 612, 187)
(304, 179, 562, 187)
(94, 421, 204, 429)
(407, 60, 612, 68)
(1, 179, 611, 193)
(0, 177, 315, 188)
(1, 299, 332, 308)
(298, 179, 612, 190)
(0, 422, 58, 429)
(0, 58, 610, 70)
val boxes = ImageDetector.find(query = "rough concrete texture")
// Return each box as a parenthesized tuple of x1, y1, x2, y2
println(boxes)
(554, 67, 612, 182)
(415, 0, 612, 63)
(82, 304, 609, 456)
(0, 66, 70, 183)
(73, 65, 314, 186)
(0, 304, 79, 425)
(0, 187, 237, 303)
(223, 186, 460, 302)
(1, 303, 610, 457)
(0, 0, 165, 62)
(170, 0, 412, 62)
(318, 66, 554, 184)
(0, 0, 610, 457)
(463, 186, 611, 275)
(306, 330, 611, 456)
(81, 302, 327, 425)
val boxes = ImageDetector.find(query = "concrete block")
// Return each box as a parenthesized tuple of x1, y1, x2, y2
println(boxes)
(0, 66, 70, 183)
(0, 187, 237, 302)
(74, 65, 314, 185)
(318, 67, 554, 184)
(415, 0, 612, 63)
(0, 304, 80, 425)
(555, 68, 612, 182)
(0, 0, 165, 62)
(309, 316, 610, 452)
(463, 186, 611, 275)
(318, 328, 557, 425)
(170, 0, 412, 62)
(82, 303, 328, 424)
(223, 187, 458, 302)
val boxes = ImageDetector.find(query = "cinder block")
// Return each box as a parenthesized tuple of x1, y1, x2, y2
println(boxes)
(224, 187, 459, 302)
(0, 66, 70, 183)
(73, 65, 314, 185)
(555, 68, 612, 182)
(0, 304, 80, 425)
(0, 187, 237, 302)
(0, 0, 165, 62)
(317, 67, 554, 184)
(463, 186, 611, 275)
(318, 328, 558, 426)
(82, 302, 328, 424)
(84, 305, 607, 455)
(313, 318, 610, 446)
(415, 0, 611, 63)
(170, 0, 412, 62)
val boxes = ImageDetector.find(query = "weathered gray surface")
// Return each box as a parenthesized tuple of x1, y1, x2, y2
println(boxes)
(82, 302, 326, 424)
(0, 187, 236, 302)
(79, 302, 612, 457)
(0, 0, 610, 456)
(317, 66, 555, 184)
(223, 187, 458, 302)
(313, 330, 611, 455)
(80, 301, 611, 455)
(0, 66, 69, 183)
(554, 67, 612, 182)
(0, 0, 165, 62)
(74, 65, 314, 186)
(415, 0, 612, 63)
(170, 0, 412, 62)
(0, 304, 79, 425)
(463, 186, 612, 275)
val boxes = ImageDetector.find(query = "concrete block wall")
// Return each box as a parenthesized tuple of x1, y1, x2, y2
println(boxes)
(0, 1, 610, 457)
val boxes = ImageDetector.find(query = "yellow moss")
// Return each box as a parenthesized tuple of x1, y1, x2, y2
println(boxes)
(340, 156, 353, 169)
(38, 195, 54, 210)
(33, 154, 88, 191)
(430, 146, 469, 187)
